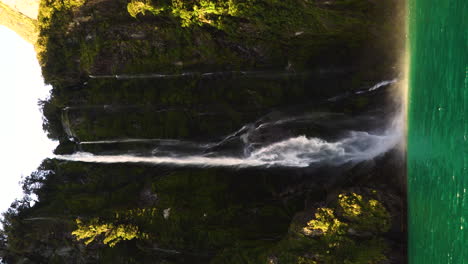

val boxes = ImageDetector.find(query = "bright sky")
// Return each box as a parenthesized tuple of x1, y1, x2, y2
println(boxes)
(0, 26, 57, 214)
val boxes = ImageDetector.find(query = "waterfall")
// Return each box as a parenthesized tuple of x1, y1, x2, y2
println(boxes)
(55, 112, 403, 168)
(88, 70, 309, 80)
(55, 78, 402, 168)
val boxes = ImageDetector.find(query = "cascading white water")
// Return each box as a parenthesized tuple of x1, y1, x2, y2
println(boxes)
(249, 114, 403, 167)
(55, 111, 403, 168)
(355, 79, 397, 94)
(55, 152, 265, 167)
(79, 138, 202, 145)
(328, 79, 398, 102)
(88, 71, 309, 80)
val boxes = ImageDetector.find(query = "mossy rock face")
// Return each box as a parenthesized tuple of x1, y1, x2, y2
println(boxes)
(34, 0, 404, 144)
(35, 0, 394, 88)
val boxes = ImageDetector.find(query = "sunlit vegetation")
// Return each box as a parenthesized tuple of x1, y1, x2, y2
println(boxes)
(336, 192, 390, 233)
(302, 207, 348, 242)
(72, 208, 156, 247)
(34, 0, 89, 85)
(303, 192, 390, 238)
(269, 192, 391, 264)
(127, 0, 165, 18)
(72, 218, 148, 247)
(34, 0, 391, 88)
(0, 154, 402, 263)
(0, 160, 296, 262)
(128, 0, 318, 29)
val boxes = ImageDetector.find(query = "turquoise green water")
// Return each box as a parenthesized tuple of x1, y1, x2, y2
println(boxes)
(408, 0, 467, 263)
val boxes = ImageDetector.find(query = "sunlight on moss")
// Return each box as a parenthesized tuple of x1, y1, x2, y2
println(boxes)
(39, 0, 85, 21)
(303, 193, 391, 238)
(272, 192, 392, 264)
(128, 0, 238, 27)
(303, 208, 347, 238)
(72, 218, 145, 247)
(338, 192, 391, 233)
(128, 0, 165, 18)
(339, 193, 363, 217)
(124, 0, 357, 32)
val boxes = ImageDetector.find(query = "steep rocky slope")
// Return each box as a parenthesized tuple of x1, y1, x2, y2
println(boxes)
(0, 0, 37, 43)
(0, 0, 39, 19)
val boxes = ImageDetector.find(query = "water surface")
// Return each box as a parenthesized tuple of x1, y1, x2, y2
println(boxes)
(408, 0, 467, 262)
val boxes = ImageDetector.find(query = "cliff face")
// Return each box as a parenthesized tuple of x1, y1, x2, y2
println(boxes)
(0, 2, 37, 43)
(0, 0, 39, 19)
(35, 0, 384, 88)
(0, 0, 38, 43)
